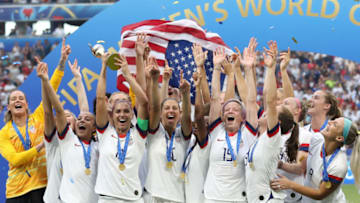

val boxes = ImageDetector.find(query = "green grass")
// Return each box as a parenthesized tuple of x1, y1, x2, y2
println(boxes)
(342, 184, 360, 203)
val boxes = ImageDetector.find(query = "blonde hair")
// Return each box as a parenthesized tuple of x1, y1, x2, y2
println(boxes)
(4, 90, 30, 123)
(348, 123, 360, 189)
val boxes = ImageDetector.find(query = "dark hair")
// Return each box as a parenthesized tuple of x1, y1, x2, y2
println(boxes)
(279, 107, 299, 162)
(323, 91, 342, 120)
(298, 100, 307, 123)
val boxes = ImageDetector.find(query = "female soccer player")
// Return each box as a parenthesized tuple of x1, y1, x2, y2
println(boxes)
(271, 117, 359, 202)
(200, 41, 258, 203)
(0, 39, 68, 203)
(144, 57, 192, 202)
(245, 41, 298, 203)
(94, 52, 148, 202)
(39, 58, 98, 203)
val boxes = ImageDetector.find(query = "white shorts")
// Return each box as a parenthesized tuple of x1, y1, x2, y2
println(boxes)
(204, 198, 247, 203)
(98, 195, 144, 203)
(143, 191, 183, 203)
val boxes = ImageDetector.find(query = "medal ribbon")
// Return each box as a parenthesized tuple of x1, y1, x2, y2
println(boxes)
(181, 140, 197, 174)
(78, 137, 92, 169)
(248, 140, 258, 164)
(225, 130, 242, 163)
(166, 131, 176, 162)
(117, 130, 131, 165)
(322, 144, 340, 183)
(12, 120, 31, 150)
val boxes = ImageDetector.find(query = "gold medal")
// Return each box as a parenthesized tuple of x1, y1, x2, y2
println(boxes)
(60, 168, 63, 175)
(299, 156, 305, 163)
(325, 181, 331, 189)
(85, 168, 91, 175)
(249, 162, 254, 170)
(119, 164, 126, 171)
(233, 160, 237, 167)
(166, 161, 173, 169)
(180, 172, 186, 180)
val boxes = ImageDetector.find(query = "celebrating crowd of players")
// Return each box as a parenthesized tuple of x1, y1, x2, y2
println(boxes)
(0, 35, 359, 203)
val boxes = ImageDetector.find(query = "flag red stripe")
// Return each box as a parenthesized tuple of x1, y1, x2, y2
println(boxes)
(121, 40, 166, 53)
(121, 19, 169, 34)
(126, 57, 165, 66)
(151, 24, 227, 47)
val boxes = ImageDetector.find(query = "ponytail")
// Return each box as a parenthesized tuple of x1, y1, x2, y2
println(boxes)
(286, 122, 299, 162)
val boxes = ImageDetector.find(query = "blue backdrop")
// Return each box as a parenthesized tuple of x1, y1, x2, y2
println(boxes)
(1, 0, 360, 200)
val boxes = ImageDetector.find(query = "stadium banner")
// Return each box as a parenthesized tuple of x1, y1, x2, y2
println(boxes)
(0, 0, 360, 200)
(0, 3, 111, 22)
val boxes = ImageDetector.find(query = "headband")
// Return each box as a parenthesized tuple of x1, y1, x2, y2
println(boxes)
(343, 118, 352, 143)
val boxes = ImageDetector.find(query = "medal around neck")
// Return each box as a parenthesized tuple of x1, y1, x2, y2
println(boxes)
(325, 181, 331, 189)
(166, 161, 173, 169)
(119, 164, 126, 171)
(88, 43, 120, 70)
(85, 168, 91, 175)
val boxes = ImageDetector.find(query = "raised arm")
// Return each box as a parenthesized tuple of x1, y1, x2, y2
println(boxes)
(192, 43, 210, 103)
(264, 41, 278, 130)
(223, 57, 235, 101)
(115, 55, 149, 120)
(179, 70, 192, 137)
(96, 53, 110, 128)
(148, 57, 161, 130)
(280, 47, 294, 99)
(209, 48, 226, 124)
(193, 72, 207, 143)
(135, 33, 147, 92)
(233, 47, 248, 103)
(39, 58, 56, 138)
(160, 60, 172, 102)
(38, 60, 67, 133)
(68, 59, 89, 112)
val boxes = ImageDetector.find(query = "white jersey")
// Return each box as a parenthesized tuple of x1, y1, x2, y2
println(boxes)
(277, 128, 312, 202)
(145, 123, 190, 202)
(302, 134, 347, 203)
(184, 135, 208, 203)
(58, 125, 99, 203)
(303, 121, 327, 142)
(43, 131, 62, 203)
(95, 123, 147, 200)
(202, 119, 258, 202)
(245, 123, 286, 203)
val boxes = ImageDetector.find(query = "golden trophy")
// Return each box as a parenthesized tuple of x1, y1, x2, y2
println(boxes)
(89, 43, 120, 70)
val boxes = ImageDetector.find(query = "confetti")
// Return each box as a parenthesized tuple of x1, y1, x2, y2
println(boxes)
(173, 1, 179, 5)
(291, 37, 298, 44)
(97, 40, 105, 44)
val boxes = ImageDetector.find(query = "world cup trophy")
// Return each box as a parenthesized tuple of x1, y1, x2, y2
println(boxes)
(88, 43, 120, 70)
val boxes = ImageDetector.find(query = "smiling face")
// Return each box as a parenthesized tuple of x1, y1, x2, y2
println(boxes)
(280, 97, 300, 121)
(222, 101, 243, 133)
(8, 90, 28, 118)
(322, 117, 344, 142)
(308, 90, 329, 116)
(161, 99, 180, 129)
(112, 101, 133, 134)
(75, 112, 95, 140)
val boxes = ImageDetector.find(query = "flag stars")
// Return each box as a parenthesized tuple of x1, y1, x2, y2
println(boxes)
(177, 50, 183, 55)
(177, 66, 181, 71)
(184, 47, 190, 52)
(181, 56, 185, 62)
(190, 61, 195, 66)
(174, 59, 179, 64)
(206, 61, 211, 66)
(184, 63, 189, 68)
(187, 54, 192, 59)
(171, 52, 176, 57)
(174, 43, 179, 48)
(187, 70, 191, 75)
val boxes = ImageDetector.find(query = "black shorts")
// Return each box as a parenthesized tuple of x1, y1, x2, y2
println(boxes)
(6, 188, 45, 203)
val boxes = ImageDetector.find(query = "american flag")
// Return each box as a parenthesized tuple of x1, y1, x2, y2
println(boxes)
(118, 19, 232, 102)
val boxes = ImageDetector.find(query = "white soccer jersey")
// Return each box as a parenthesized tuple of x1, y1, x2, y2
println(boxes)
(303, 121, 327, 142)
(58, 125, 99, 203)
(245, 123, 286, 203)
(95, 122, 147, 200)
(277, 128, 312, 202)
(145, 123, 190, 202)
(43, 131, 62, 203)
(302, 134, 347, 203)
(201, 118, 258, 202)
(184, 135, 207, 203)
